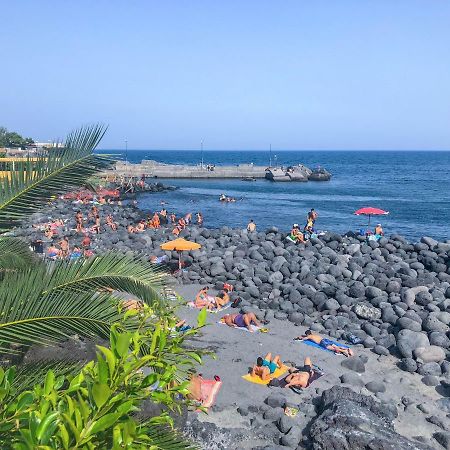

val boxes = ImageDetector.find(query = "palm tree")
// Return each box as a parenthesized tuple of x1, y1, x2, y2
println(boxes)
(0, 125, 198, 448)
(0, 124, 166, 354)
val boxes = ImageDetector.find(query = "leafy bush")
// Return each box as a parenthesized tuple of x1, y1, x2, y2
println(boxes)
(0, 306, 206, 449)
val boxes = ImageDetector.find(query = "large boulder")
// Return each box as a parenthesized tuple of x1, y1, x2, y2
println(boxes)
(396, 329, 430, 359)
(413, 346, 446, 363)
(353, 303, 381, 320)
(308, 386, 432, 450)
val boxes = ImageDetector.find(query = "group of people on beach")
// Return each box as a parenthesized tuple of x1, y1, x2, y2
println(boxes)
(189, 284, 355, 392)
(288, 208, 318, 243)
(33, 193, 206, 261)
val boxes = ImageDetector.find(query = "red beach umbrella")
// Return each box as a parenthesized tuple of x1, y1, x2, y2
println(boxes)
(354, 207, 389, 226)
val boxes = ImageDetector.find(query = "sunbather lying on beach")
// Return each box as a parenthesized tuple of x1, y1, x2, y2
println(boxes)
(251, 353, 283, 381)
(222, 313, 260, 331)
(294, 330, 354, 356)
(284, 357, 316, 389)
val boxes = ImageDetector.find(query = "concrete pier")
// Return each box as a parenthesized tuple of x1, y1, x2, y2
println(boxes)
(104, 160, 267, 179)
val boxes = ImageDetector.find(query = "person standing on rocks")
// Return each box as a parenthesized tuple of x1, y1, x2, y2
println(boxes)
(307, 208, 318, 224)
(196, 212, 203, 226)
(75, 211, 83, 233)
(247, 219, 256, 232)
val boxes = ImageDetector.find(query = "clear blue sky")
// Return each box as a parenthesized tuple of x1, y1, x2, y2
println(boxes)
(1, 1, 450, 150)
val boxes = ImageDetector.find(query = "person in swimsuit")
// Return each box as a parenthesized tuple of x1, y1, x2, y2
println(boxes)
(222, 312, 260, 331)
(294, 330, 354, 357)
(251, 353, 282, 380)
(75, 211, 83, 233)
(194, 287, 215, 310)
(284, 357, 317, 389)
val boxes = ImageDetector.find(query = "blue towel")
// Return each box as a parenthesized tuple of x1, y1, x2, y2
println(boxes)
(299, 339, 349, 353)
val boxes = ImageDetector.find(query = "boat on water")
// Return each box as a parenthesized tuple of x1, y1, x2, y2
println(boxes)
(242, 176, 256, 181)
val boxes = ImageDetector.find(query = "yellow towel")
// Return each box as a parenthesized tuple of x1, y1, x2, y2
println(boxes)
(242, 365, 289, 385)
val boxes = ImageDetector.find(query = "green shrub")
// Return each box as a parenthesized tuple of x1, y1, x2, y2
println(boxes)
(0, 306, 207, 449)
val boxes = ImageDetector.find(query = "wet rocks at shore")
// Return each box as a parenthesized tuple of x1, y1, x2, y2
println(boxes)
(14, 201, 450, 382)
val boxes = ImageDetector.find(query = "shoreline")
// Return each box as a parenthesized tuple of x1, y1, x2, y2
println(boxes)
(13, 196, 450, 449)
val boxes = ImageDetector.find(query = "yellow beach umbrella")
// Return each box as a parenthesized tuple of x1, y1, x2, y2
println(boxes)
(160, 238, 201, 270)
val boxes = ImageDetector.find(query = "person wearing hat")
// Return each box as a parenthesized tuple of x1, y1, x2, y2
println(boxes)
(290, 224, 304, 243)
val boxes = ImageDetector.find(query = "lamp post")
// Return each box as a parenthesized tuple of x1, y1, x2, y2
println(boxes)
(201, 140, 204, 169)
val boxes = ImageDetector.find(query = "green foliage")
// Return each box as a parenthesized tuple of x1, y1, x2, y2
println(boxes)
(0, 253, 172, 355)
(0, 309, 201, 449)
(0, 127, 34, 148)
(0, 123, 112, 232)
(0, 124, 203, 448)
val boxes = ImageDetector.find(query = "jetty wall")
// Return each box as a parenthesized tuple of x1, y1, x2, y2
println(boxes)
(104, 160, 267, 179)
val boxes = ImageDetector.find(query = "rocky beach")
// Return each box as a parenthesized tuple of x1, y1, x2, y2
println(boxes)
(13, 197, 450, 449)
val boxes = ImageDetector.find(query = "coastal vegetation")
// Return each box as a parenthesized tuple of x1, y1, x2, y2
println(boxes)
(0, 126, 34, 149)
(0, 125, 201, 448)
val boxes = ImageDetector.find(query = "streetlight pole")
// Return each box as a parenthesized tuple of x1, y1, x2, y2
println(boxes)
(201, 140, 204, 169)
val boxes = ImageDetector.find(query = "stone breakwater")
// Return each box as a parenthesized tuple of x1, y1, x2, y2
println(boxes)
(15, 201, 450, 383)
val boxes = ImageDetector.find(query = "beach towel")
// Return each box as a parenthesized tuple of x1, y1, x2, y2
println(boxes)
(197, 379, 222, 410)
(217, 321, 261, 332)
(242, 365, 289, 385)
(297, 339, 349, 354)
(187, 302, 231, 313)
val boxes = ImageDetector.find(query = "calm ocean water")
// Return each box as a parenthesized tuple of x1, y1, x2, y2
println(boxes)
(96, 150, 450, 242)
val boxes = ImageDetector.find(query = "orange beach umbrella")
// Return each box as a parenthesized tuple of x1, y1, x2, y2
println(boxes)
(160, 238, 201, 270)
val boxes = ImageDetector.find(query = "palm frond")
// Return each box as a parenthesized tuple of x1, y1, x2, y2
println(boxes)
(42, 253, 168, 308)
(0, 237, 37, 272)
(11, 360, 82, 396)
(0, 124, 113, 232)
(0, 267, 120, 354)
(139, 425, 198, 449)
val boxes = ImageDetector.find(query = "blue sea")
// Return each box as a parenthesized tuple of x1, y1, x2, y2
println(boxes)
(96, 150, 450, 242)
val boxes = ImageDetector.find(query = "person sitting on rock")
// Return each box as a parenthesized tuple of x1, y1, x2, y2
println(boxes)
(290, 224, 304, 243)
(247, 219, 256, 232)
(127, 224, 136, 233)
(169, 212, 177, 224)
(106, 214, 117, 231)
(222, 312, 260, 332)
(172, 225, 181, 236)
(283, 357, 317, 389)
(251, 353, 283, 380)
(152, 212, 160, 228)
(294, 330, 354, 357)
(136, 220, 146, 232)
(375, 223, 384, 236)
(47, 245, 60, 259)
(59, 237, 70, 258)
(196, 212, 203, 226)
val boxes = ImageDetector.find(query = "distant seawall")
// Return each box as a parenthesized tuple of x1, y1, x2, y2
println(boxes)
(103, 160, 267, 179)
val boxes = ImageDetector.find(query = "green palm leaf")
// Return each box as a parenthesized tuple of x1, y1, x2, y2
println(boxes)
(43, 253, 167, 308)
(0, 124, 112, 232)
(139, 425, 198, 449)
(0, 266, 120, 354)
(0, 237, 37, 272)
(11, 360, 82, 396)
